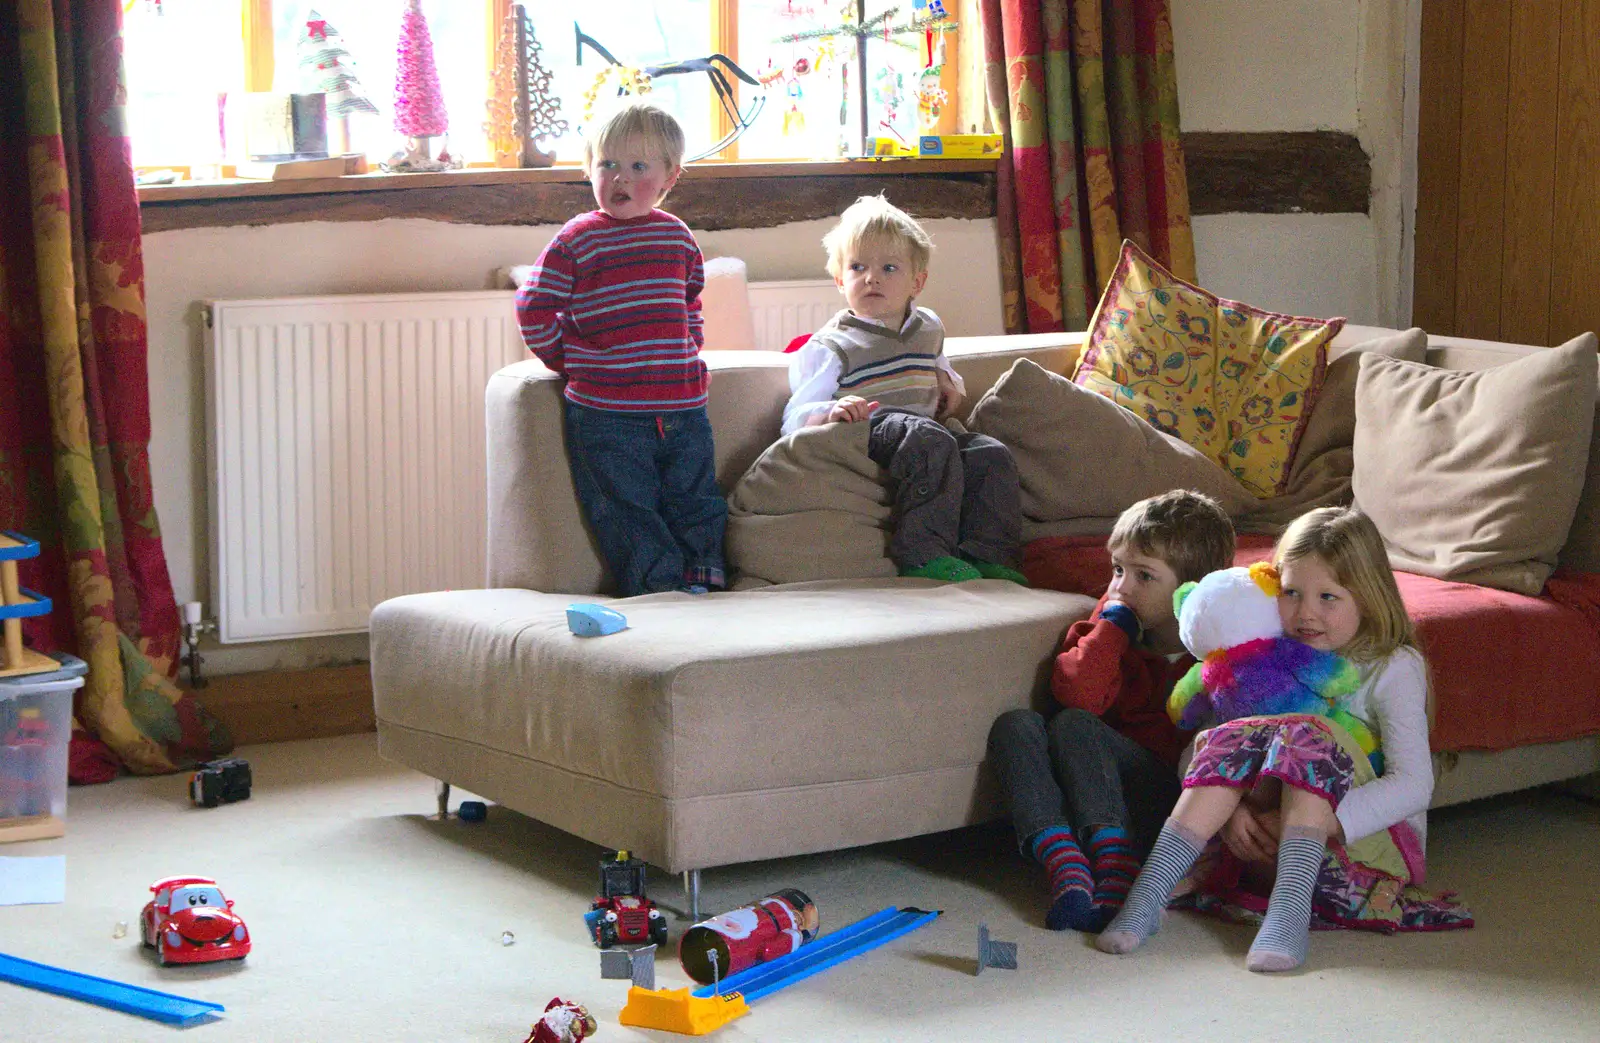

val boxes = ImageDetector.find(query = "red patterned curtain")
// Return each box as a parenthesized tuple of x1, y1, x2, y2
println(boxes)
(0, 0, 229, 776)
(981, 0, 1197, 334)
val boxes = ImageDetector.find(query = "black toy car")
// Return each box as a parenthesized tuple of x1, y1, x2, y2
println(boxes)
(189, 758, 252, 808)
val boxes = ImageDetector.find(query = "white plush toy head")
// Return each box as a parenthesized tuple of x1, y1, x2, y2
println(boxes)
(1172, 562, 1285, 660)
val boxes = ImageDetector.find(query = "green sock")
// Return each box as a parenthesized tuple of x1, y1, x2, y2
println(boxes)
(900, 555, 982, 582)
(966, 560, 1030, 586)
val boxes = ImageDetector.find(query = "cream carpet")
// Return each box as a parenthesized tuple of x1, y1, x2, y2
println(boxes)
(4, 733, 1598, 1042)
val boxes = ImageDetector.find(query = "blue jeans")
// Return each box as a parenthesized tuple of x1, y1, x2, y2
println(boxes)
(564, 401, 727, 596)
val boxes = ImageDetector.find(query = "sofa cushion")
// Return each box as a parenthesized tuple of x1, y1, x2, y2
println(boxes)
(1561, 399, 1600, 574)
(1243, 328, 1428, 531)
(1072, 239, 1342, 498)
(1352, 333, 1599, 595)
(967, 358, 1257, 537)
(725, 423, 896, 586)
(370, 581, 1092, 869)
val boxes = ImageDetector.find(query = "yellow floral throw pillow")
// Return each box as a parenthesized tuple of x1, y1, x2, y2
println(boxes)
(1073, 241, 1342, 498)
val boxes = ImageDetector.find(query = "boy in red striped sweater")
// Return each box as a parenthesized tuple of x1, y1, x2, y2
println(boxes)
(516, 103, 726, 596)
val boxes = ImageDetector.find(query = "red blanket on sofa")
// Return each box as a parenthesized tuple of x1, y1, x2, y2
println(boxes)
(1022, 535, 1600, 752)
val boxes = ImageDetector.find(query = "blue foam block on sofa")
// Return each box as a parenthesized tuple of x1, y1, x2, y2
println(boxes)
(567, 604, 628, 637)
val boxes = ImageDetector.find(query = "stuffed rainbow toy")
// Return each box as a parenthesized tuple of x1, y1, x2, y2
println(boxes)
(1167, 562, 1380, 768)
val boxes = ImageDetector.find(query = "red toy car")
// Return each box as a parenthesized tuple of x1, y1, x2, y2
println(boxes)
(587, 850, 668, 949)
(140, 876, 251, 966)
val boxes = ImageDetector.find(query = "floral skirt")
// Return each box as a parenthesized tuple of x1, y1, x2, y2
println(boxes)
(1174, 714, 1474, 934)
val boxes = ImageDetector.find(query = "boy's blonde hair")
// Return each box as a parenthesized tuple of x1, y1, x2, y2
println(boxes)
(822, 194, 934, 279)
(1107, 489, 1235, 585)
(1273, 506, 1415, 662)
(585, 101, 686, 185)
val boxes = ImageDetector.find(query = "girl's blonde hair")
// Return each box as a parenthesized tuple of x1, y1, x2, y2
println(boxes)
(1273, 506, 1415, 662)
(822, 194, 934, 279)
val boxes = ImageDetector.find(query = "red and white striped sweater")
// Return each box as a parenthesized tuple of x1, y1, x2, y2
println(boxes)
(516, 209, 708, 412)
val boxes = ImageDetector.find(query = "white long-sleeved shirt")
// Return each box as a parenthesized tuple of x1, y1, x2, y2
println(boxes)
(1335, 646, 1433, 847)
(782, 309, 965, 436)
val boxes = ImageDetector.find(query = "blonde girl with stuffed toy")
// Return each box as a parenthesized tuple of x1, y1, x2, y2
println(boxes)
(1097, 506, 1472, 971)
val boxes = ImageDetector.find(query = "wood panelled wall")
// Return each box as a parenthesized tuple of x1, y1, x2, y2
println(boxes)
(1415, 0, 1600, 345)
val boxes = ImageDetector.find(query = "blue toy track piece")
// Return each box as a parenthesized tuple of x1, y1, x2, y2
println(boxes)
(0, 591, 52, 621)
(0, 951, 225, 1026)
(0, 532, 43, 561)
(691, 906, 941, 1003)
(566, 603, 628, 637)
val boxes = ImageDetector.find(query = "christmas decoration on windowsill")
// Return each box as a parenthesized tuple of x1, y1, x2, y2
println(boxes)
(574, 23, 767, 161)
(773, 0, 957, 156)
(486, 4, 568, 167)
(298, 10, 379, 156)
(385, 0, 462, 173)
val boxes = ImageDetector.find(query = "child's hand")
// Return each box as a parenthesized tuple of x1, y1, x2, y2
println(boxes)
(1098, 600, 1143, 643)
(826, 396, 878, 424)
(1221, 805, 1280, 864)
(935, 368, 964, 419)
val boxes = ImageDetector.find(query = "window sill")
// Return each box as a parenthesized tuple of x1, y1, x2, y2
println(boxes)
(138, 157, 998, 233)
(136, 157, 999, 204)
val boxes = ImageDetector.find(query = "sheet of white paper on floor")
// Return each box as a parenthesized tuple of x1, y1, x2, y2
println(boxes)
(0, 856, 66, 905)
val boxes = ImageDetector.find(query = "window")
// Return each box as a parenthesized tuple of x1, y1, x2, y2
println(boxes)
(123, 0, 966, 174)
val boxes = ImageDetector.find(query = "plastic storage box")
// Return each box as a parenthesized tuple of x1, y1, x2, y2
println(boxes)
(0, 654, 87, 843)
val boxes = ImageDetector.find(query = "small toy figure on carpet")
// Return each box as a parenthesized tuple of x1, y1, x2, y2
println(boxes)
(524, 997, 596, 1043)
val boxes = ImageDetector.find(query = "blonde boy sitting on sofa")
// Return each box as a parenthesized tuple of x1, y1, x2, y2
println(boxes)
(782, 195, 1027, 584)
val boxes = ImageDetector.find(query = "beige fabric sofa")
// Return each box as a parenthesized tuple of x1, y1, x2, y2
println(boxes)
(370, 326, 1600, 877)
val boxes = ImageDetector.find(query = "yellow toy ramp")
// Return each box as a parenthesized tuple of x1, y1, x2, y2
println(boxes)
(617, 986, 748, 1035)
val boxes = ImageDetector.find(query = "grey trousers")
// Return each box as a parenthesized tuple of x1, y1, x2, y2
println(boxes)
(867, 410, 1022, 570)
(986, 707, 1181, 858)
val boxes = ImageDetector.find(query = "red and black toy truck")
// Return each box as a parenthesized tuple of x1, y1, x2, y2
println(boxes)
(587, 850, 668, 949)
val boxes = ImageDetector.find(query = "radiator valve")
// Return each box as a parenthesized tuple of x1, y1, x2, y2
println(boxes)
(181, 601, 216, 688)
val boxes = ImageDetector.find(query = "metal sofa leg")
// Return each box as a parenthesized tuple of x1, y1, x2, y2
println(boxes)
(436, 781, 451, 819)
(682, 869, 701, 921)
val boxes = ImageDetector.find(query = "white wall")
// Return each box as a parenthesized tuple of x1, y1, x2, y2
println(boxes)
(1174, 0, 1414, 327)
(143, 217, 1001, 673)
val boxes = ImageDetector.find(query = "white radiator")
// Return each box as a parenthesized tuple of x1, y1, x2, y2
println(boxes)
(746, 279, 839, 351)
(204, 291, 524, 643)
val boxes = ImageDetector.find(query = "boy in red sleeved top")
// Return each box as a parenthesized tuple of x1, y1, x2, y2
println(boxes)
(516, 102, 725, 596)
(988, 490, 1235, 932)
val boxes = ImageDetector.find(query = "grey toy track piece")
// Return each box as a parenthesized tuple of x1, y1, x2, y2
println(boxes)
(976, 923, 1017, 975)
(599, 945, 656, 990)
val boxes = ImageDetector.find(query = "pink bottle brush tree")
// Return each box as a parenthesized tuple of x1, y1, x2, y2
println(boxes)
(386, 0, 460, 171)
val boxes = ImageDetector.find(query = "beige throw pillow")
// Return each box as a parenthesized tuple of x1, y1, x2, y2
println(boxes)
(1559, 397, 1600, 573)
(1352, 333, 1599, 595)
(1245, 328, 1429, 531)
(966, 358, 1257, 530)
(725, 422, 897, 586)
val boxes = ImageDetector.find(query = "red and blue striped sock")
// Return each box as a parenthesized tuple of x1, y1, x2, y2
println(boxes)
(1030, 825, 1095, 931)
(1086, 825, 1141, 929)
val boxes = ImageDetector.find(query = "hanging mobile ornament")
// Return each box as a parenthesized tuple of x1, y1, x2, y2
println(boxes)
(916, 68, 947, 129)
(838, 59, 851, 156)
(874, 65, 906, 138)
(783, 77, 806, 136)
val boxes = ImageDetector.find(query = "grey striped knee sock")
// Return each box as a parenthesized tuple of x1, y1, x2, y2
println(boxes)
(1246, 825, 1327, 972)
(1096, 818, 1205, 954)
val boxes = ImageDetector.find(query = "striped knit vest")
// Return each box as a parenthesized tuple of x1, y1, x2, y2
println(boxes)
(815, 308, 945, 419)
